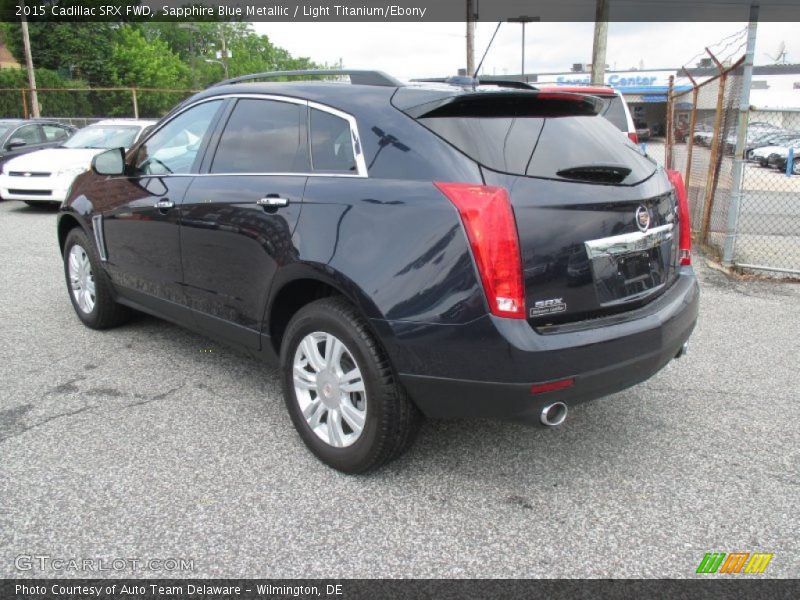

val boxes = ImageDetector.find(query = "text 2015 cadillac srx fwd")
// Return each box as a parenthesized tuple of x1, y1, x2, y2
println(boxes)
(58, 70, 699, 473)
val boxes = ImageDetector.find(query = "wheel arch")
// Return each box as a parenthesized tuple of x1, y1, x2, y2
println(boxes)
(57, 212, 87, 255)
(265, 264, 385, 357)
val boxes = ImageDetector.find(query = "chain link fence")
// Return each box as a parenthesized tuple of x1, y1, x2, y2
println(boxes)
(0, 87, 197, 120)
(665, 57, 800, 276)
(733, 109, 800, 274)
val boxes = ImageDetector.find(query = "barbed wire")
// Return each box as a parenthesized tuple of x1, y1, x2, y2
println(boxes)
(679, 26, 747, 71)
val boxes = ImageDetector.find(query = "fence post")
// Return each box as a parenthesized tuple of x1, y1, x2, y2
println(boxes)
(131, 88, 139, 119)
(700, 50, 727, 245)
(665, 75, 674, 170)
(20, 88, 28, 119)
(723, 3, 759, 266)
(682, 69, 699, 194)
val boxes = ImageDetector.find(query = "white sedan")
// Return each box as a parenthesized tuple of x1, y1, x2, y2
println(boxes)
(0, 119, 156, 206)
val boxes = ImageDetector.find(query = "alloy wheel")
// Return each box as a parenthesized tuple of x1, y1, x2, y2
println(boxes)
(292, 331, 367, 448)
(68, 244, 96, 314)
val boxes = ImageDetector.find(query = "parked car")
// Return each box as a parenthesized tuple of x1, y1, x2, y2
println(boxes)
(0, 119, 76, 173)
(57, 70, 698, 473)
(536, 85, 639, 143)
(753, 141, 800, 168)
(774, 148, 800, 175)
(745, 131, 800, 161)
(693, 123, 715, 146)
(634, 120, 651, 142)
(0, 119, 155, 207)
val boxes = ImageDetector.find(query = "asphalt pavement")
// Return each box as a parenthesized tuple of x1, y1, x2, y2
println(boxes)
(0, 199, 798, 579)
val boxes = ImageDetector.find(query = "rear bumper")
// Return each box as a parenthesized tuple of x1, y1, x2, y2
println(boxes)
(374, 267, 699, 423)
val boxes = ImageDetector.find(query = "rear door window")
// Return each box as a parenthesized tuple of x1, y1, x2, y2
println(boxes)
(310, 108, 356, 173)
(210, 99, 309, 174)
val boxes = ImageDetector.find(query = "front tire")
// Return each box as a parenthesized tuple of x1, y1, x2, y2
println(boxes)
(280, 297, 421, 473)
(63, 227, 130, 329)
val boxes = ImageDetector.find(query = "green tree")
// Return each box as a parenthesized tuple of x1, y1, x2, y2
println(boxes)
(109, 27, 189, 116)
(1, 22, 122, 85)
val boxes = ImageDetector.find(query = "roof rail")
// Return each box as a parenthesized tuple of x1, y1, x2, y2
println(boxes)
(211, 69, 404, 88)
(411, 77, 536, 91)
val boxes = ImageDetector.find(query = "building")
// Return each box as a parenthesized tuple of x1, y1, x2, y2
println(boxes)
(482, 63, 800, 136)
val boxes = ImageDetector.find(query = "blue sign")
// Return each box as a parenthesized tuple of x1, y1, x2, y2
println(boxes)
(555, 74, 660, 88)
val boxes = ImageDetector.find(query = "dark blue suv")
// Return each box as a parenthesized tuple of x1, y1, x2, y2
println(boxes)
(58, 70, 698, 472)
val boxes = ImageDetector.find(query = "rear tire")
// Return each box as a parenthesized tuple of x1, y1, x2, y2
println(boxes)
(280, 297, 421, 473)
(63, 227, 131, 329)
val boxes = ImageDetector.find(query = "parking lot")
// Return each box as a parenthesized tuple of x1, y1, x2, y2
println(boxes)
(0, 199, 798, 578)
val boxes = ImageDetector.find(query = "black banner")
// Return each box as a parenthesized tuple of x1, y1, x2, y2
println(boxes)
(2, 0, 800, 22)
(3, 579, 800, 600)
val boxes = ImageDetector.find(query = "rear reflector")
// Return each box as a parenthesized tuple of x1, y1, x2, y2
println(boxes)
(434, 182, 525, 319)
(531, 378, 575, 394)
(627, 132, 639, 144)
(665, 169, 692, 265)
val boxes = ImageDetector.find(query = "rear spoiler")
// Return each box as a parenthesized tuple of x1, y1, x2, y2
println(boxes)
(393, 88, 605, 120)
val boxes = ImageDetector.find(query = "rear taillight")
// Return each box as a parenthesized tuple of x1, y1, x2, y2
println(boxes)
(627, 132, 639, 144)
(666, 169, 692, 266)
(434, 182, 525, 319)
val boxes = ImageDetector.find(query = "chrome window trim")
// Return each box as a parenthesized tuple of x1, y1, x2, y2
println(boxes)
(137, 93, 368, 178)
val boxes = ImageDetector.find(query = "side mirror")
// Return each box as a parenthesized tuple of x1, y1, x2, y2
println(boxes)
(6, 138, 26, 150)
(92, 147, 126, 176)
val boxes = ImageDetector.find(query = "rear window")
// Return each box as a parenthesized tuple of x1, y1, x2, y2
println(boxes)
(421, 113, 657, 185)
(599, 95, 629, 131)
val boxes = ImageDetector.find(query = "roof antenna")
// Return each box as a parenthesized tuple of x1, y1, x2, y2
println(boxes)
(473, 22, 502, 79)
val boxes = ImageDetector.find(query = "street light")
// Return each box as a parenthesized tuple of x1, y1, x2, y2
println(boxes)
(205, 58, 229, 79)
(507, 16, 539, 82)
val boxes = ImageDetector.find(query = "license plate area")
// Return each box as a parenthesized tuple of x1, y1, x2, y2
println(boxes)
(585, 224, 674, 306)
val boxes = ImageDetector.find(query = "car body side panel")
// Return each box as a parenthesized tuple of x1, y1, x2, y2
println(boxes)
(180, 174, 306, 348)
(295, 176, 486, 326)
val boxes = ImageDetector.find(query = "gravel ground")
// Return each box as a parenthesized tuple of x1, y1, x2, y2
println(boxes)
(0, 199, 798, 579)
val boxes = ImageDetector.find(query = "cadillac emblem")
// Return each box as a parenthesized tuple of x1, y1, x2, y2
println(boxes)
(635, 205, 651, 232)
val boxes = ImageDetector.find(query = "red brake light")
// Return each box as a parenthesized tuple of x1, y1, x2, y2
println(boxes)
(666, 169, 692, 266)
(531, 378, 575, 394)
(535, 92, 585, 102)
(434, 182, 525, 319)
(628, 132, 639, 144)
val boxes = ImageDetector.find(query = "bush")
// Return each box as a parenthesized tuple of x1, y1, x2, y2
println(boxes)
(0, 68, 92, 117)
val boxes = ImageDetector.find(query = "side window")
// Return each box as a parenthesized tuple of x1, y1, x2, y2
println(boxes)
(136, 100, 222, 175)
(42, 124, 71, 142)
(210, 99, 309, 174)
(12, 124, 42, 145)
(310, 108, 356, 173)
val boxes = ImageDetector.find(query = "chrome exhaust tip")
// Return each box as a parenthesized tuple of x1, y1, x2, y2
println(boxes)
(540, 402, 568, 427)
(675, 342, 689, 359)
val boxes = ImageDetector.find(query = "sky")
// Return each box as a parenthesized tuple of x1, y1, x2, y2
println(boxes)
(253, 21, 798, 79)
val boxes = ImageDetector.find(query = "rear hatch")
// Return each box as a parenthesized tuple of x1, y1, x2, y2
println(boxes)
(395, 88, 680, 326)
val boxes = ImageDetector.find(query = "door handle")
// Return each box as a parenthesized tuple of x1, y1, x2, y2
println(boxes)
(155, 199, 174, 210)
(256, 196, 289, 208)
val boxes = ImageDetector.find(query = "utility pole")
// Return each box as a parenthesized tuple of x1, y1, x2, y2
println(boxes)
(20, 4, 39, 117)
(590, 0, 609, 85)
(508, 16, 538, 81)
(466, 0, 476, 75)
(723, 3, 759, 266)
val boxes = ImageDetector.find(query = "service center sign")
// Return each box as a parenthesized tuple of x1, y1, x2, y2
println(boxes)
(550, 71, 674, 90)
